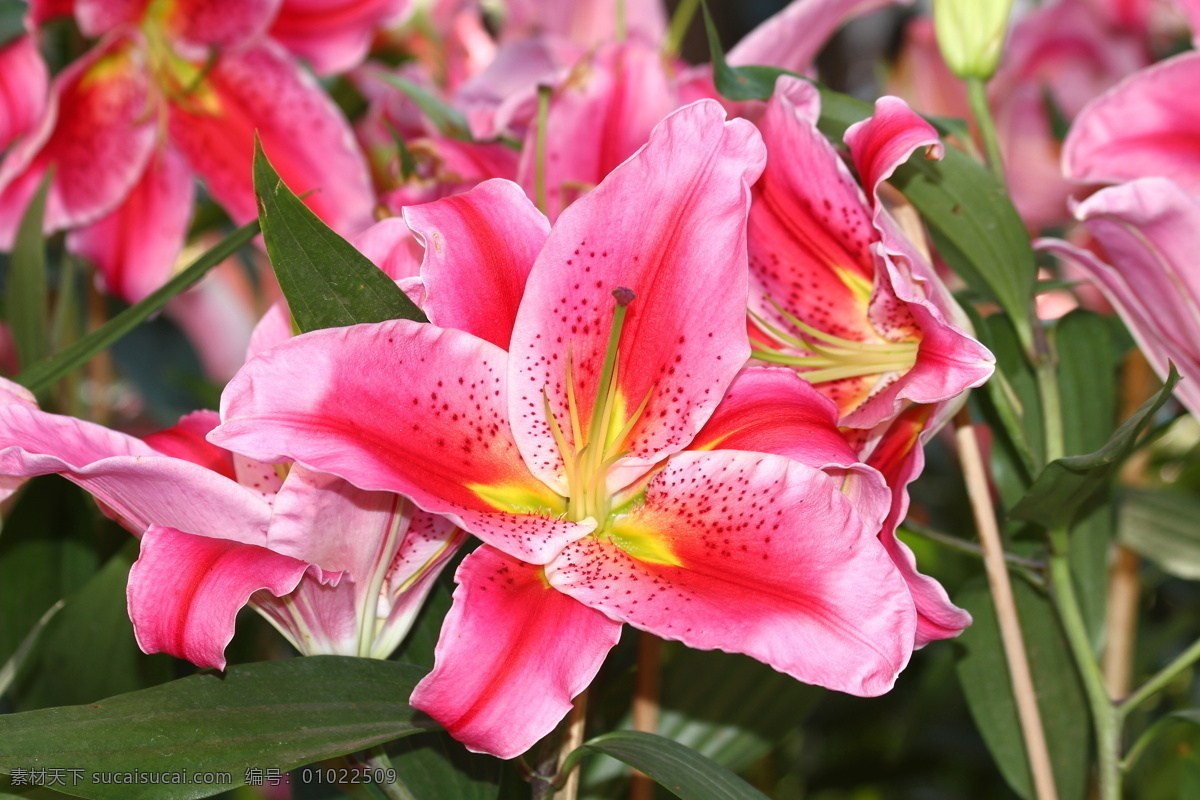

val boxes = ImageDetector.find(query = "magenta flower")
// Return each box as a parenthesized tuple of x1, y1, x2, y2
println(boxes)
(0, 317, 462, 669)
(746, 78, 994, 428)
(1040, 179, 1200, 418)
(213, 101, 917, 758)
(0, 0, 381, 305)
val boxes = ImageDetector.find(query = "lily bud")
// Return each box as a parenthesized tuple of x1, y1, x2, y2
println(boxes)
(933, 0, 1015, 81)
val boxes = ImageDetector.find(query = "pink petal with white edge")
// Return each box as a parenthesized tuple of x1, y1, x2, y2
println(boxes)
(0, 404, 271, 541)
(411, 544, 622, 759)
(0, 34, 156, 248)
(68, 144, 193, 304)
(0, 36, 49, 152)
(860, 405, 971, 646)
(405, 179, 549, 349)
(270, 0, 411, 75)
(547, 450, 915, 696)
(375, 511, 465, 657)
(688, 366, 890, 521)
(167, 40, 375, 237)
(1039, 179, 1200, 418)
(214, 319, 590, 563)
(1064, 52, 1200, 192)
(510, 100, 765, 495)
(128, 525, 333, 669)
(728, 0, 905, 73)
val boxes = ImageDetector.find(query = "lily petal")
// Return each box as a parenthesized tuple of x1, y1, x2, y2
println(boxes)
(728, 0, 905, 74)
(0, 33, 156, 248)
(75, 0, 281, 51)
(509, 100, 765, 495)
(410, 544, 622, 759)
(142, 410, 238, 480)
(1064, 51, 1200, 192)
(167, 40, 375, 236)
(0, 35, 49, 152)
(128, 524, 331, 669)
(67, 144, 194, 304)
(270, 0, 412, 75)
(1040, 178, 1200, 417)
(862, 405, 972, 646)
(404, 179, 549, 349)
(547, 450, 916, 697)
(214, 319, 590, 563)
(0, 404, 271, 541)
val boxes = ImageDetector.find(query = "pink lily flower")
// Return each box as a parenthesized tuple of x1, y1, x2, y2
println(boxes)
(0, 1, 376, 306)
(747, 77, 993, 429)
(1064, 49, 1200, 193)
(0, 34, 48, 153)
(213, 101, 918, 758)
(1039, 178, 1200, 418)
(0, 315, 462, 669)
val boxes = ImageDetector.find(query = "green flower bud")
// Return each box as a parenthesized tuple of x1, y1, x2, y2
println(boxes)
(933, 0, 1015, 81)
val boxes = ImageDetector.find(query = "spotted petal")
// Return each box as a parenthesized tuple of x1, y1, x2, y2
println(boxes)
(547, 450, 916, 697)
(509, 100, 766, 496)
(215, 319, 590, 563)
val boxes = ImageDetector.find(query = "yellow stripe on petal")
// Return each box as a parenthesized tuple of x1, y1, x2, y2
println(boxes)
(832, 265, 874, 306)
(469, 482, 567, 516)
(602, 520, 682, 567)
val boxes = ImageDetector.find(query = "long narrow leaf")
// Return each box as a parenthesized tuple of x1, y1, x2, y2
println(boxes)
(0, 657, 435, 800)
(6, 174, 52, 370)
(15, 221, 260, 394)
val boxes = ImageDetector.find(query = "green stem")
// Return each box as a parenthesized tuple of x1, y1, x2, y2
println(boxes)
(665, 0, 700, 56)
(362, 746, 416, 800)
(900, 522, 1046, 588)
(1119, 635, 1200, 714)
(1048, 528, 1121, 800)
(966, 77, 1006, 188)
(615, 0, 626, 41)
(534, 84, 551, 216)
(1037, 357, 1065, 463)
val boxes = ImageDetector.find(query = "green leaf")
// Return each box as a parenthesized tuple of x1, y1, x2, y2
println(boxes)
(15, 221, 259, 394)
(0, 1, 25, 51)
(563, 731, 769, 800)
(955, 577, 1090, 800)
(0, 478, 99, 668)
(12, 545, 173, 711)
(1055, 310, 1119, 645)
(5, 174, 51, 370)
(0, 657, 435, 800)
(1011, 365, 1180, 529)
(582, 646, 821, 797)
(1118, 489, 1200, 580)
(253, 142, 426, 333)
(387, 732, 501, 800)
(890, 148, 1037, 350)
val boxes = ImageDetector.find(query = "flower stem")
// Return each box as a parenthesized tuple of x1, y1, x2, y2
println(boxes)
(955, 408, 1059, 800)
(966, 76, 1006, 188)
(1119, 635, 1200, 714)
(555, 690, 589, 799)
(534, 84, 552, 216)
(363, 745, 417, 800)
(900, 521, 1045, 588)
(665, 0, 700, 57)
(1047, 528, 1121, 800)
(630, 633, 662, 800)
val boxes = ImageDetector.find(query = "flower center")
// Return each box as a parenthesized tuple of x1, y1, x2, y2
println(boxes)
(750, 299, 920, 384)
(543, 287, 651, 529)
